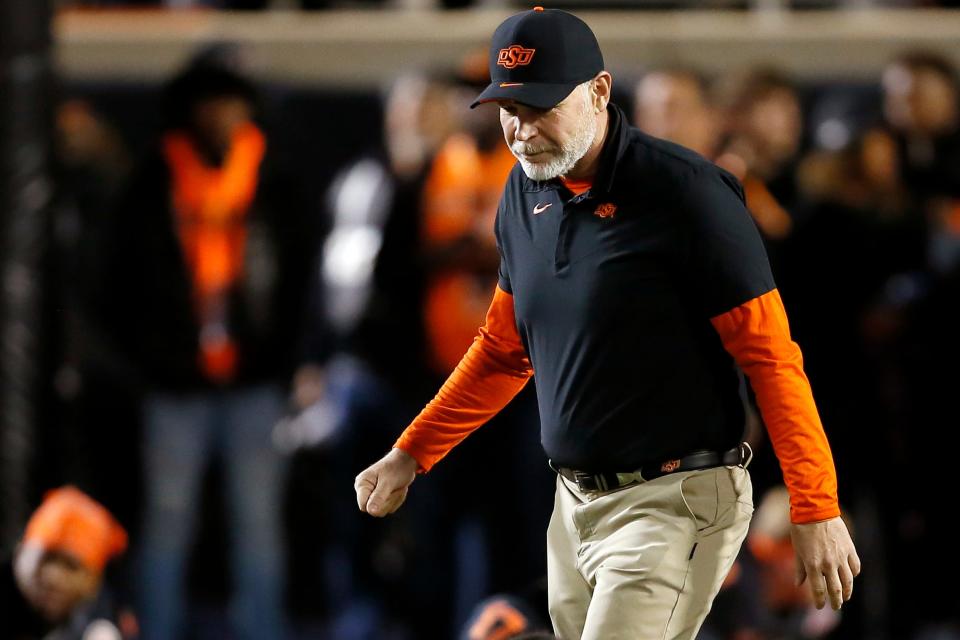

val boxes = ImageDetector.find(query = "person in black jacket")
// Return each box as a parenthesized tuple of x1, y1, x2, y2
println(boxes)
(99, 51, 315, 640)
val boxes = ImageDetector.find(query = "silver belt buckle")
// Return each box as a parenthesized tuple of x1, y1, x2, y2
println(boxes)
(573, 470, 594, 492)
(739, 442, 754, 469)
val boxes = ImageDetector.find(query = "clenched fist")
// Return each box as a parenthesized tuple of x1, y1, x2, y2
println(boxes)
(354, 448, 419, 517)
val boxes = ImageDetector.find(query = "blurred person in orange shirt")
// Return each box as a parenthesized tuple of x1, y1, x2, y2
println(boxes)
(420, 71, 519, 376)
(715, 69, 804, 243)
(2, 486, 135, 640)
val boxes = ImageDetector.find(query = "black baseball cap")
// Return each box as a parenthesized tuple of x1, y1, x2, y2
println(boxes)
(470, 7, 604, 110)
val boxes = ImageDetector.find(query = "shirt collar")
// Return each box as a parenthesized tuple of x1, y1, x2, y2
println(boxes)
(521, 102, 630, 195)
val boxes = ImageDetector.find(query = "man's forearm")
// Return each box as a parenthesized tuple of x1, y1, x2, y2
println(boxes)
(395, 285, 533, 473)
(711, 288, 840, 523)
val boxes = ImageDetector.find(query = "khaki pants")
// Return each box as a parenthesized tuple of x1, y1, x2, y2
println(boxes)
(546, 465, 753, 640)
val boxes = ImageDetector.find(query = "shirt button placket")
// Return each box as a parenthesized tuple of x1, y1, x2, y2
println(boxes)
(554, 201, 576, 272)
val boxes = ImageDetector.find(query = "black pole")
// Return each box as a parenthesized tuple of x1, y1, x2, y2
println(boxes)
(0, 0, 53, 554)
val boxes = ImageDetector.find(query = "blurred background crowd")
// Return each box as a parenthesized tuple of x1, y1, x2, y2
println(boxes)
(2, 2, 960, 640)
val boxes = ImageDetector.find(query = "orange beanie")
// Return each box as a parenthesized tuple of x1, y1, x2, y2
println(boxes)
(22, 486, 128, 574)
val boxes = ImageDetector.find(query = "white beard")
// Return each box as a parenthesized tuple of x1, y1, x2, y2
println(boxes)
(512, 96, 597, 182)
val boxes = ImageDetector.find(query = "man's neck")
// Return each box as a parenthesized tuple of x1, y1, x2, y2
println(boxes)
(563, 109, 609, 182)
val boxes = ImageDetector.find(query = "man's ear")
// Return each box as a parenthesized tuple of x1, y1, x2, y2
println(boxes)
(592, 72, 613, 113)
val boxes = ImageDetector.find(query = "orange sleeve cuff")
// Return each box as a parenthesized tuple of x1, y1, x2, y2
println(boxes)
(394, 285, 533, 473)
(710, 289, 841, 524)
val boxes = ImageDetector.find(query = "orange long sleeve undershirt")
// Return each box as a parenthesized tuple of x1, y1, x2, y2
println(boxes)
(394, 285, 532, 472)
(710, 288, 840, 524)
(396, 283, 839, 525)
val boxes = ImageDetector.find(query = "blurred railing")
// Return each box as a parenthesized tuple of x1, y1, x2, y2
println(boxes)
(55, 8, 960, 85)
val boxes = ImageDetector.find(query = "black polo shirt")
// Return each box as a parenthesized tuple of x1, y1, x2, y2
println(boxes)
(495, 104, 775, 471)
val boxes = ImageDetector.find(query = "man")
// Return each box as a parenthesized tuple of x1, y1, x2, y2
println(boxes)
(882, 51, 960, 272)
(355, 8, 859, 639)
(2, 486, 134, 640)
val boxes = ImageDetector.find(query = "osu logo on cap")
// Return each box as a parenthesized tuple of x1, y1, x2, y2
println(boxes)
(498, 45, 536, 69)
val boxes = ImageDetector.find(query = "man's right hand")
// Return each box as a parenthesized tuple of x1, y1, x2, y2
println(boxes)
(354, 448, 419, 517)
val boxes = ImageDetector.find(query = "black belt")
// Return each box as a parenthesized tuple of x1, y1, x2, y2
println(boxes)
(552, 444, 751, 494)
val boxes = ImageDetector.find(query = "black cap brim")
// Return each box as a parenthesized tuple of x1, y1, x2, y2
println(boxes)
(470, 81, 579, 110)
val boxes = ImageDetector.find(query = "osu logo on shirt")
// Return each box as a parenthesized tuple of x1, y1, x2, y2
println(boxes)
(497, 45, 536, 69)
(594, 203, 617, 219)
(660, 459, 681, 473)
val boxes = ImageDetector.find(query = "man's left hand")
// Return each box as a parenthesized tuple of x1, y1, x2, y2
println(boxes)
(790, 516, 861, 611)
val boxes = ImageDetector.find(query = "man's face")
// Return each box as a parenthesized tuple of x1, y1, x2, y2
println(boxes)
(497, 83, 598, 181)
(16, 547, 100, 623)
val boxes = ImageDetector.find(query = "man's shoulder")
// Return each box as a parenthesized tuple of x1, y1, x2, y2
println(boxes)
(620, 127, 722, 191)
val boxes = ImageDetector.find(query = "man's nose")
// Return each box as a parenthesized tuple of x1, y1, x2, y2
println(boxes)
(514, 118, 538, 142)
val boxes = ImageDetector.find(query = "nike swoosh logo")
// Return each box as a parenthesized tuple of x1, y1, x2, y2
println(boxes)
(533, 202, 552, 215)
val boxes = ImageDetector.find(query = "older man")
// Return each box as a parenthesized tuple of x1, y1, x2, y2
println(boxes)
(355, 8, 859, 639)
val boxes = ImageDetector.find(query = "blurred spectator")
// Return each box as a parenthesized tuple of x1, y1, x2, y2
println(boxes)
(97, 50, 315, 640)
(419, 102, 513, 376)
(882, 51, 960, 273)
(786, 112, 923, 355)
(2, 486, 136, 640)
(883, 51, 960, 186)
(715, 68, 804, 242)
(633, 68, 720, 158)
(284, 72, 445, 441)
(459, 578, 551, 640)
(284, 71, 452, 639)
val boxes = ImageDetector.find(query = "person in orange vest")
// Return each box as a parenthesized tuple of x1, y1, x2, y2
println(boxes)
(100, 49, 314, 640)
